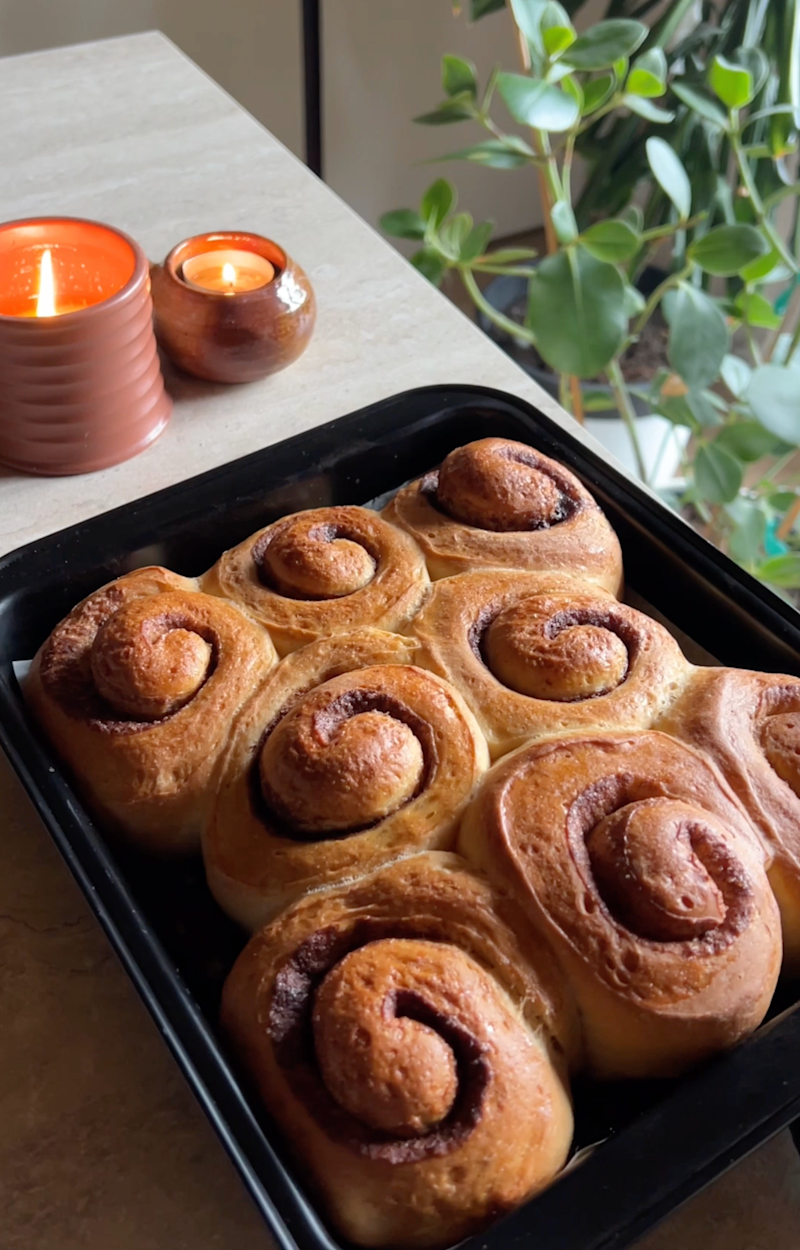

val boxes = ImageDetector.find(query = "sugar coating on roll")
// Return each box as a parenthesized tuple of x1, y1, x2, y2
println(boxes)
(412, 570, 691, 758)
(24, 566, 278, 854)
(383, 437, 623, 590)
(221, 852, 575, 1249)
(202, 630, 490, 930)
(201, 505, 430, 655)
(658, 666, 800, 971)
(459, 731, 781, 1078)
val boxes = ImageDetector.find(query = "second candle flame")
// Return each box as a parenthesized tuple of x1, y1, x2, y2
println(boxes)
(36, 249, 56, 318)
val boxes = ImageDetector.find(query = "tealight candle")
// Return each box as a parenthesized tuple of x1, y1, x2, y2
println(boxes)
(151, 230, 316, 384)
(0, 217, 171, 475)
(181, 248, 275, 294)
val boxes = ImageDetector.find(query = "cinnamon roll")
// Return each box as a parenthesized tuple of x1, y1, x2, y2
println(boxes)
(383, 437, 623, 590)
(221, 852, 574, 1249)
(24, 567, 278, 854)
(659, 667, 800, 970)
(459, 732, 781, 1078)
(412, 571, 690, 758)
(203, 631, 489, 929)
(201, 505, 429, 655)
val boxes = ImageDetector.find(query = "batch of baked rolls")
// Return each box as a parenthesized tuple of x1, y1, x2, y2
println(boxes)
(25, 436, 800, 1249)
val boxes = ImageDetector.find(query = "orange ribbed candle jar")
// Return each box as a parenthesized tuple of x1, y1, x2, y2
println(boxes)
(0, 218, 172, 476)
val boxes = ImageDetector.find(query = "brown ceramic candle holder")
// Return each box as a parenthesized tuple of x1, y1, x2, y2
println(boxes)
(0, 217, 172, 476)
(150, 232, 316, 384)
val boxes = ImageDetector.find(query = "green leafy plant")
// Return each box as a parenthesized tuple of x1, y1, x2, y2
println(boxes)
(381, 0, 800, 596)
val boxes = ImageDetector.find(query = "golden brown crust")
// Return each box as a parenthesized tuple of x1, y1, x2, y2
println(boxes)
(458, 731, 781, 1078)
(201, 505, 429, 655)
(220, 852, 574, 1249)
(412, 571, 691, 758)
(382, 438, 623, 590)
(658, 667, 800, 970)
(24, 567, 278, 854)
(203, 631, 490, 930)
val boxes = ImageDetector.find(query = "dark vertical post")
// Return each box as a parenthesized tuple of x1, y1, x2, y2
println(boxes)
(302, 0, 323, 178)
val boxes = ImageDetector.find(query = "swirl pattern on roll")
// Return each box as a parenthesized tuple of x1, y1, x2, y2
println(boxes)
(659, 667, 800, 969)
(412, 571, 690, 758)
(459, 732, 781, 1078)
(221, 853, 574, 1250)
(201, 505, 429, 655)
(383, 437, 623, 589)
(202, 630, 489, 930)
(24, 567, 278, 854)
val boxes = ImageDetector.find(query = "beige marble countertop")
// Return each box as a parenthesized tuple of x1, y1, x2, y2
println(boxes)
(1, 30, 799, 1250)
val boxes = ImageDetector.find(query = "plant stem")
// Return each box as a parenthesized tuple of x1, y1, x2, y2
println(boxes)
(785, 306, 800, 364)
(569, 374, 585, 424)
(459, 266, 538, 345)
(730, 119, 799, 274)
(606, 358, 649, 483)
(634, 265, 692, 336)
(513, 25, 558, 257)
(745, 321, 764, 366)
(562, 131, 576, 203)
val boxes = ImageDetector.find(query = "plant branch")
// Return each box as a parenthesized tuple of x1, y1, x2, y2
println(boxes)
(730, 116, 799, 274)
(606, 358, 648, 482)
(459, 266, 538, 345)
(634, 264, 692, 336)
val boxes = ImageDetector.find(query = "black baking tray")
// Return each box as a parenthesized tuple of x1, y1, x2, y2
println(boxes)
(3, 383, 800, 1250)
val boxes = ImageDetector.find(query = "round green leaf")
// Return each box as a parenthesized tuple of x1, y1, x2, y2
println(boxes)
(561, 74, 584, 111)
(627, 48, 667, 98)
(621, 283, 646, 317)
(625, 96, 675, 122)
(439, 211, 474, 260)
(562, 19, 647, 71)
(497, 72, 579, 131)
(526, 246, 628, 376)
(415, 98, 475, 125)
(667, 283, 729, 389)
(694, 442, 743, 504)
(541, 2, 576, 55)
(740, 246, 781, 283)
(714, 421, 781, 462)
(436, 139, 533, 168)
(688, 224, 770, 276)
(380, 209, 426, 240)
(756, 554, 800, 588)
(671, 81, 728, 129)
(732, 47, 769, 98)
(734, 291, 782, 330)
(710, 54, 754, 109)
(581, 219, 640, 262)
(551, 200, 578, 243)
(646, 137, 691, 219)
(410, 249, 448, 286)
(720, 354, 752, 398)
(582, 73, 615, 115)
(728, 500, 767, 567)
(421, 179, 456, 229)
(746, 365, 800, 445)
(460, 220, 495, 263)
(442, 55, 478, 98)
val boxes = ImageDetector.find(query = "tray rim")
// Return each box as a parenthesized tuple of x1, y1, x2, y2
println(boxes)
(4, 381, 800, 1250)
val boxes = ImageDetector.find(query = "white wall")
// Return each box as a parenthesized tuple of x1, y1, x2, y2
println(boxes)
(0, 0, 543, 236)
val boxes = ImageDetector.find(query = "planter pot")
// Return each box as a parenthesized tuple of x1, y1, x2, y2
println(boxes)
(477, 272, 689, 490)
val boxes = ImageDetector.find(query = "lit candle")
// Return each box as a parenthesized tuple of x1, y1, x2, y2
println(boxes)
(0, 219, 136, 318)
(181, 248, 275, 294)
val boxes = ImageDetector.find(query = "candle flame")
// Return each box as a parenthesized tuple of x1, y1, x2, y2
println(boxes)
(36, 249, 56, 317)
(222, 262, 237, 287)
